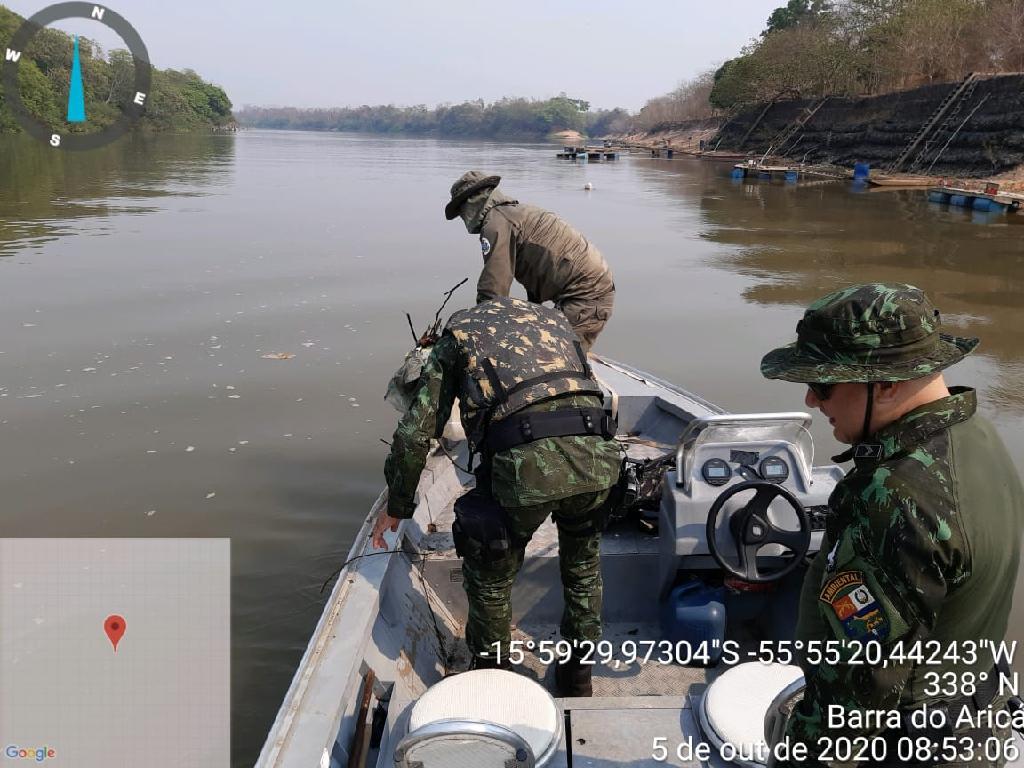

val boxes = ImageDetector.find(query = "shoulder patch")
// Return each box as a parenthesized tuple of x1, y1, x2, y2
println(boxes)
(820, 570, 889, 641)
(819, 570, 863, 603)
(480, 237, 491, 257)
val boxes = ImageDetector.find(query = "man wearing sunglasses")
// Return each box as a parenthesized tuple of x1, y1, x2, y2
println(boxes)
(761, 283, 1024, 767)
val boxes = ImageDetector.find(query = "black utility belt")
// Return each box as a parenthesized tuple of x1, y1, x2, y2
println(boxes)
(484, 407, 616, 454)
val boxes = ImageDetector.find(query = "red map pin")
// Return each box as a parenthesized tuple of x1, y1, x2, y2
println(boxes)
(104, 615, 126, 652)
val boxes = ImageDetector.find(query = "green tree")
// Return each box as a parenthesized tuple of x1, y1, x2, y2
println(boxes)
(765, 0, 830, 34)
(710, 56, 762, 110)
(558, 92, 591, 112)
(103, 49, 135, 106)
(15, 59, 61, 127)
(587, 108, 631, 136)
(538, 96, 585, 132)
(235, 95, 626, 139)
(0, 5, 234, 135)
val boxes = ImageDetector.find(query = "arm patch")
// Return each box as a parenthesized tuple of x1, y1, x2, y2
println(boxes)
(820, 570, 890, 641)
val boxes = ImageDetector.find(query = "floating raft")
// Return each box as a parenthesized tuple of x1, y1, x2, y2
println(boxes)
(732, 163, 803, 182)
(648, 147, 680, 158)
(556, 145, 619, 161)
(867, 174, 935, 188)
(700, 151, 749, 161)
(927, 185, 1022, 213)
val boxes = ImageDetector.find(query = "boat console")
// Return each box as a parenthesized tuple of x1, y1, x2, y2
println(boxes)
(656, 412, 845, 659)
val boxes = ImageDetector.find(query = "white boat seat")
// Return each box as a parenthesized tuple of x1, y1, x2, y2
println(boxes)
(394, 669, 562, 768)
(697, 662, 804, 768)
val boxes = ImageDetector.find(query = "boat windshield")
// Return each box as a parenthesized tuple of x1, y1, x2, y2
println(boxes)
(675, 413, 814, 491)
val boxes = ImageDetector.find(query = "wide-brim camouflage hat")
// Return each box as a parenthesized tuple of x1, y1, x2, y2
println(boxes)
(444, 170, 501, 220)
(761, 283, 979, 383)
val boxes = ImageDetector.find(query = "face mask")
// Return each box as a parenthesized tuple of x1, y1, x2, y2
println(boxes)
(458, 190, 491, 235)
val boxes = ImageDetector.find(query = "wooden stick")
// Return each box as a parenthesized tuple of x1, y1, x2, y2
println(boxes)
(348, 669, 376, 767)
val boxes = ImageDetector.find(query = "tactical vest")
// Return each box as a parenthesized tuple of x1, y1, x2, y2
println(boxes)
(444, 297, 604, 450)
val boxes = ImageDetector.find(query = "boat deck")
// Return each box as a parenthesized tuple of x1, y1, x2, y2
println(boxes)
(558, 696, 706, 768)
(419, 462, 707, 693)
(417, 434, 676, 647)
(513, 621, 714, 699)
(260, 356, 1024, 768)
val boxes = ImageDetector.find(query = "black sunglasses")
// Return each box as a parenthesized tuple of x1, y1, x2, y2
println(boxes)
(807, 382, 835, 401)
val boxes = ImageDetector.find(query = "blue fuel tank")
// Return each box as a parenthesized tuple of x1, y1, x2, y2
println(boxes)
(660, 580, 727, 664)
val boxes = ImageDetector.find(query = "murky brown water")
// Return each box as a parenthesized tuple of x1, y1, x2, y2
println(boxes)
(2, 131, 1022, 765)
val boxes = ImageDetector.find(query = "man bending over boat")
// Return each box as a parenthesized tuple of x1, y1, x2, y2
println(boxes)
(760, 283, 1024, 767)
(372, 297, 621, 696)
(445, 171, 615, 352)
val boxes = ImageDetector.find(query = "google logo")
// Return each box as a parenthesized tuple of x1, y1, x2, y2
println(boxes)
(3, 745, 56, 762)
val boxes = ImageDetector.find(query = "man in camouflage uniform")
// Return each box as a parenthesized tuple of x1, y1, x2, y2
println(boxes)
(444, 171, 615, 352)
(761, 283, 1024, 766)
(372, 297, 621, 695)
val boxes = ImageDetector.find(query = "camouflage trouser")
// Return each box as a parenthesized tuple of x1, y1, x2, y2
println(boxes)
(462, 488, 611, 661)
(558, 289, 614, 353)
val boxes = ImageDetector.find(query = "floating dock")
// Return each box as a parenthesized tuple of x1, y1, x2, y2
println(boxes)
(699, 151, 748, 161)
(927, 183, 1023, 213)
(732, 162, 803, 182)
(556, 146, 619, 161)
(731, 161, 853, 183)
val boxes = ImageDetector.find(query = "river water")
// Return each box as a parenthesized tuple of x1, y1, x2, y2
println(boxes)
(2, 131, 1023, 765)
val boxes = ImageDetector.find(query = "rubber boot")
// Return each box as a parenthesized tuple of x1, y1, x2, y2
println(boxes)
(555, 655, 593, 697)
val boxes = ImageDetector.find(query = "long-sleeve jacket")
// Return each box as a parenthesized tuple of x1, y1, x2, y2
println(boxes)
(779, 387, 1024, 764)
(473, 193, 614, 306)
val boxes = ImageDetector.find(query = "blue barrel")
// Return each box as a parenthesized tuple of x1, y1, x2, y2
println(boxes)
(785, 170, 799, 183)
(950, 194, 969, 208)
(660, 580, 726, 664)
(928, 190, 950, 204)
(989, 202, 1009, 214)
(853, 162, 870, 180)
(758, 171, 772, 181)
(731, 168, 745, 180)
(972, 197, 992, 212)
(576, 151, 588, 164)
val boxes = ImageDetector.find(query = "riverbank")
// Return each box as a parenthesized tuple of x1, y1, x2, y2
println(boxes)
(614, 75, 1024, 192)
(611, 117, 723, 154)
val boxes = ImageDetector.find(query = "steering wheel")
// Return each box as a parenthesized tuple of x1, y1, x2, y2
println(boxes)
(705, 481, 811, 583)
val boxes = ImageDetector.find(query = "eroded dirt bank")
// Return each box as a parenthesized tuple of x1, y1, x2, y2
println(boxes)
(617, 74, 1024, 188)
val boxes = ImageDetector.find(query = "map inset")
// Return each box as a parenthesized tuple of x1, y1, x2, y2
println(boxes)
(1, 539, 230, 767)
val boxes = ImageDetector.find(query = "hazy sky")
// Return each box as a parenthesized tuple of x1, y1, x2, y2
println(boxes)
(4, 1, 782, 111)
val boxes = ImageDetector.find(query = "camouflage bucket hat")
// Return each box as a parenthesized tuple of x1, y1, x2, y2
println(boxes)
(444, 170, 501, 220)
(760, 283, 979, 384)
